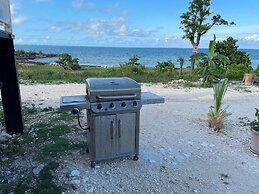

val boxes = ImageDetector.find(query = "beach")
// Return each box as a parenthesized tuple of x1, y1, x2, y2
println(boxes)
(12, 82, 259, 193)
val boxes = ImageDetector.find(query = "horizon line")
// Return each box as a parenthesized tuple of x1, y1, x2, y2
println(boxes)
(14, 43, 259, 50)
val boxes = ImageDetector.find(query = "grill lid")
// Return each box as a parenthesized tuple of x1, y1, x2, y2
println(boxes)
(86, 77, 141, 102)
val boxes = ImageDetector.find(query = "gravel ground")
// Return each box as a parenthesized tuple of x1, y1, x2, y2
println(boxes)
(3, 82, 259, 193)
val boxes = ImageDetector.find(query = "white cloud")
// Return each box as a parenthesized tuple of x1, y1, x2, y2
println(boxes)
(14, 38, 23, 44)
(49, 26, 62, 33)
(156, 35, 178, 43)
(72, 0, 95, 10)
(12, 15, 27, 24)
(78, 14, 155, 38)
(10, 2, 27, 25)
(244, 34, 259, 42)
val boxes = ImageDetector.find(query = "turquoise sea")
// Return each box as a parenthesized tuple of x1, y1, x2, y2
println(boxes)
(14, 45, 259, 69)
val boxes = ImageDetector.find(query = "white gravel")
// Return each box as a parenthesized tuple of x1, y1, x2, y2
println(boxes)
(13, 83, 259, 193)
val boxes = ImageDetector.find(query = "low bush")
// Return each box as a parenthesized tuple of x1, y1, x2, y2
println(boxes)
(225, 64, 252, 80)
(119, 55, 146, 75)
(155, 60, 174, 72)
(255, 65, 259, 77)
(56, 53, 80, 70)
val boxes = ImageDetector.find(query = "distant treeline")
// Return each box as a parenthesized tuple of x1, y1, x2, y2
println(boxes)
(15, 49, 59, 62)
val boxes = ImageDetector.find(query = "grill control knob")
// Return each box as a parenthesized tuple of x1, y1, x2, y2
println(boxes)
(97, 104, 102, 109)
(132, 101, 137, 106)
(109, 103, 115, 108)
(121, 102, 126, 107)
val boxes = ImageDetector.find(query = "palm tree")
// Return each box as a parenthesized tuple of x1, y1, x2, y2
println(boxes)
(177, 57, 184, 75)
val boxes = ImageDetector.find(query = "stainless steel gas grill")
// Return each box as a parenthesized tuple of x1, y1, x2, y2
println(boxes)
(60, 77, 164, 167)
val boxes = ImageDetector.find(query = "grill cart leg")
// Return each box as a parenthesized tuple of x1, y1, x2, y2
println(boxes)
(133, 155, 139, 161)
(91, 161, 96, 168)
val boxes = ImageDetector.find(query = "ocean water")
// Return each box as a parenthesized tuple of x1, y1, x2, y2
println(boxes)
(14, 45, 259, 69)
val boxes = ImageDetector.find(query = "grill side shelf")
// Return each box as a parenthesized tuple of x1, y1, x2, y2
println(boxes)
(60, 95, 90, 111)
(141, 92, 165, 105)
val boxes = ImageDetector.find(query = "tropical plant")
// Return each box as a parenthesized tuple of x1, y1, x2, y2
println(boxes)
(119, 55, 145, 74)
(250, 108, 259, 132)
(177, 57, 184, 75)
(191, 35, 226, 84)
(215, 37, 251, 67)
(225, 64, 253, 80)
(55, 53, 81, 70)
(180, 0, 235, 71)
(255, 65, 259, 77)
(208, 78, 230, 131)
(155, 60, 174, 73)
(122, 55, 141, 66)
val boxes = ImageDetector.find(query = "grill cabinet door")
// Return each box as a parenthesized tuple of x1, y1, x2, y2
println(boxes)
(116, 113, 136, 155)
(94, 115, 116, 160)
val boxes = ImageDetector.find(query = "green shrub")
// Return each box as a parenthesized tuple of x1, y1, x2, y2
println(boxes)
(55, 53, 81, 70)
(225, 64, 252, 80)
(215, 37, 251, 67)
(155, 60, 174, 72)
(119, 55, 145, 75)
(255, 65, 259, 77)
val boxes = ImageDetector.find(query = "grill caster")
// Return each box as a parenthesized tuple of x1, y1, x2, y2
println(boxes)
(91, 161, 96, 168)
(133, 155, 139, 161)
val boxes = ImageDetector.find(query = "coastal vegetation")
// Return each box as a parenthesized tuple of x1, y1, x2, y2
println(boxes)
(180, 0, 235, 71)
(16, 43, 257, 85)
(15, 49, 59, 64)
(55, 53, 80, 70)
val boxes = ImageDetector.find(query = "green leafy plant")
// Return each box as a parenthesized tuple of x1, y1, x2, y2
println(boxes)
(208, 78, 231, 131)
(180, 0, 235, 71)
(215, 37, 251, 67)
(177, 57, 185, 75)
(250, 108, 259, 132)
(55, 53, 81, 70)
(155, 60, 174, 72)
(192, 35, 226, 84)
(225, 64, 253, 80)
(255, 65, 259, 77)
(119, 55, 145, 75)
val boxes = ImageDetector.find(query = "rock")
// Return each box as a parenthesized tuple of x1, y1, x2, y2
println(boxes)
(1, 157, 8, 162)
(71, 179, 81, 185)
(88, 187, 94, 193)
(183, 153, 191, 158)
(148, 159, 156, 163)
(33, 164, 45, 176)
(0, 132, 12, 143)
(201, 142, 209, 147)
(70, 170, 80, 177)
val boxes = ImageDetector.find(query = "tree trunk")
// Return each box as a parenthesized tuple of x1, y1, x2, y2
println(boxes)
(190, 44, 198, 72)
(180, 65, 183, 75)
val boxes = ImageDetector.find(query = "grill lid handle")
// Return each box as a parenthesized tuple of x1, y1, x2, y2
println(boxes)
(96, 94, 137, 101)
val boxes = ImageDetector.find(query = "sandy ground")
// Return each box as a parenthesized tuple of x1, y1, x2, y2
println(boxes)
(7, 83, 259, 193)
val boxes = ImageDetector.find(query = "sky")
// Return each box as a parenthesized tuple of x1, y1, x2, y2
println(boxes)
(5, 0, 259, 48)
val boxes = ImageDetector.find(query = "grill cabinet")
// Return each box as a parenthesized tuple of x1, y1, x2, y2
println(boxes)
(60, 77, 164, 167)
(86, 77, 141, 167)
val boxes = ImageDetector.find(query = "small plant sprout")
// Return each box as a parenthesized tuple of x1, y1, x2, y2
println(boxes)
(250, 108, 259, 132)
(208, 78, 231, 131)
